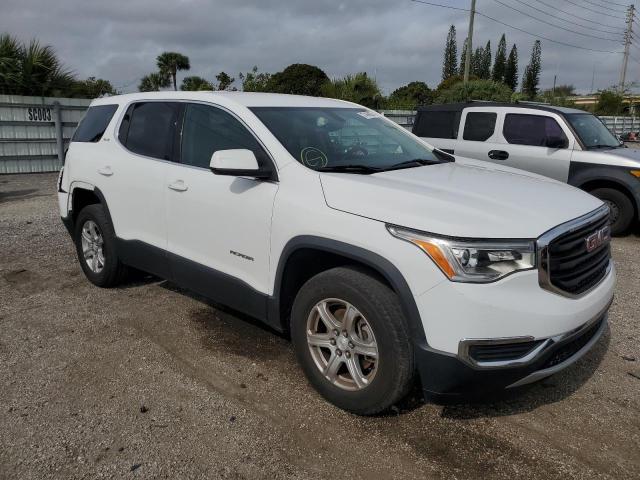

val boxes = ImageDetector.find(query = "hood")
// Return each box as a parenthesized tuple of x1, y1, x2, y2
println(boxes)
(595, 146, 640, 167)
(319, 158, 603, 239)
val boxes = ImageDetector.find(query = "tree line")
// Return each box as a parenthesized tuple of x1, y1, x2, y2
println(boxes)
(0, 32, 630, 115)
(441, 26, 540, 99)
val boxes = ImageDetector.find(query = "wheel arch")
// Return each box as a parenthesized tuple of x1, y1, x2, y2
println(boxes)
(269, 236, 426, 344)
(68, 184, 115, 233)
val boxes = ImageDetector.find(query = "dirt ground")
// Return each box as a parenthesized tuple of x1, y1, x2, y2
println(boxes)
(0, 173, 639, 480)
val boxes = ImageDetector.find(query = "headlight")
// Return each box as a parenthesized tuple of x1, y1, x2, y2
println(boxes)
(387, 225, 535, 283)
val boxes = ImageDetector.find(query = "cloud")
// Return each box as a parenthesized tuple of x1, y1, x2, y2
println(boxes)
(0, 0, 630, 94)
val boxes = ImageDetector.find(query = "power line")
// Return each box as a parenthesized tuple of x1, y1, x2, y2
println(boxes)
(580, 0, 628, 13)
(562, 0, 625, 19)
(410, 0, 624, 54)
(509, 0, 625, 37)
(532, 0, 623, 30)
(491, 0, 623, 42)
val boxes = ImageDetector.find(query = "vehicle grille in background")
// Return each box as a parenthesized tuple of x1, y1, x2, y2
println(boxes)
(542, 316, 604, 369)
(547, 214, 610, 295)
(469, 340, 544, 363)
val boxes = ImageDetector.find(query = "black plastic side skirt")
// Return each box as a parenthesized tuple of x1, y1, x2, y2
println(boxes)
(114, 238, 273, 328)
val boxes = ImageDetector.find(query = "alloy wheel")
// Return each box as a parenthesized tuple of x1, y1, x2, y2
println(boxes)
(80, 220, 105, 273)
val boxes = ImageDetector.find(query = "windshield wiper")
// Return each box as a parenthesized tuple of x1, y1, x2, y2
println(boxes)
(316, 164, 382, 174)
(380, 158, 443, 172)
(588, 144, 620, 150)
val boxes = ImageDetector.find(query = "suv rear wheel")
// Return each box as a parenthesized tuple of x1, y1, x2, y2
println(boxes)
(74, 204, 128, 287)
(590, 187, 634, 236)
(291, 266, 414, 415)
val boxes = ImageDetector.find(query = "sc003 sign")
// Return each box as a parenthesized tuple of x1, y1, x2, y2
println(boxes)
(27, 107, 52, 121)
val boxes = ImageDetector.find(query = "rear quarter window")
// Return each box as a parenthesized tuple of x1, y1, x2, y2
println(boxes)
(463, 112, 497, 141)
(72, 104, 118, 143)
(413, 110, 460, 139)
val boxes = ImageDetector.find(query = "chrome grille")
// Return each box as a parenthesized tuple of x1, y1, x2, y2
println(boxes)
(538, 205, 611, 297)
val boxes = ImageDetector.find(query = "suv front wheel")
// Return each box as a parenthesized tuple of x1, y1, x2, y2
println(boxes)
(291, 266, 414, 415)
(590, 187, 634, 236)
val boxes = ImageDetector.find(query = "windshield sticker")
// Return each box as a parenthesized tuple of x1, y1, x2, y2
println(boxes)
(300, 147, 328, 168)
(356, 111, 380, 120)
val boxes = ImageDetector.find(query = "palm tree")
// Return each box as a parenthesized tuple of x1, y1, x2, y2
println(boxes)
(138, 72, 171, 92)
(156, 52, 190, 91)
(0, 35, 74, 96)
(180, 76, 213, 91)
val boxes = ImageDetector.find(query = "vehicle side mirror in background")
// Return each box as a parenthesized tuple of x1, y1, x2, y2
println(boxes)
(546, 136, 568, 149)
(210, 149, 272, 179)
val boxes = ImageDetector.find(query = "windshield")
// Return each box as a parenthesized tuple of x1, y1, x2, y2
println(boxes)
(250, 107, 441, 172)
(566, 113, 621, 149)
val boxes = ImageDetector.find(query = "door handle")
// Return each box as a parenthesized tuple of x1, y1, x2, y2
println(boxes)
(97, 166, 113, 176)
(488, 150, 509, 160)
(168, 180, 188, 192)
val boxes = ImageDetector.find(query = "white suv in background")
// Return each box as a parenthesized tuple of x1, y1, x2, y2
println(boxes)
(58, 92, 615, 415)
(412, 102, 640, 235)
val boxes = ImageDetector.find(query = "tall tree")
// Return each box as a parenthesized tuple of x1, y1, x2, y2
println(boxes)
(492, 34, 507, 83)
(156, 52, 190, 91)
(478, 41, 492, 79)
(522, 40, 542, 99)
(138, 72, 170, 92)
(441, 25, 458, 81)
(471, 46, 484, 77)
(215, 71, 235, 90)
(459, 37, 468, 76)
(504, 44, 519, 91)
(180, 76, 213, 91)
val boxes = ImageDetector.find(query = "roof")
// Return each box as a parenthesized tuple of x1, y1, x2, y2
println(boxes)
(91, 91, 359, 109)
(416, 102, 587, 115)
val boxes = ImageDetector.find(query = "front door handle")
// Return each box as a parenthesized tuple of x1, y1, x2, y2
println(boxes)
(168, 180, 188, 192)
(97, 166, 113, 176)
(488, 150, 509, 160)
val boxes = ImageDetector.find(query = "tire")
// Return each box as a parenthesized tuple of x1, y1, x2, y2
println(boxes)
(590, 187, 635, 236)
(74, 204, 128, 287)
(291, 266, 414, 415)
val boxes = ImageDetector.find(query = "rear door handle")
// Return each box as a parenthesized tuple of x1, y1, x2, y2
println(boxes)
(97, 166, 113, 176)
(488, 150, 509, 160)
(168, 180, 188, 192)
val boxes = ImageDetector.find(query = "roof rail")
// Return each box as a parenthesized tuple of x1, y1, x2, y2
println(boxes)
(515, 100, 551, 106)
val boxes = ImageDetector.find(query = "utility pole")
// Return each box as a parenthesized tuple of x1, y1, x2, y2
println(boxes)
(619, 4, 635, 92)
(463, 0, 477, 84)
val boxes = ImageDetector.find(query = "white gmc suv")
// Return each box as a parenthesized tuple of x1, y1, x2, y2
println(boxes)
(58, 92, 615, 415)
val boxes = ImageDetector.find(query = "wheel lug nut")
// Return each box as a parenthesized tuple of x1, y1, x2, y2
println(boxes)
(342, 330, 348, 337)
(333, 329, 339, 336)
(348, 342, 355, 349)
(336, 349, 342, 356)
(330, 338, 336, 346)
(345, 351, 351, 359)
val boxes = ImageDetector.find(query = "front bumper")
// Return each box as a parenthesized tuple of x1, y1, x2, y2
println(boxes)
(415, 303, 610, 396)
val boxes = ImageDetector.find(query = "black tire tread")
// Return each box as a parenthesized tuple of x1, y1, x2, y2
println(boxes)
(590, 187, 635, 236)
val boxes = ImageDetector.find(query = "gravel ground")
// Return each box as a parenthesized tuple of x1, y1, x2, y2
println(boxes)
(0, 173, 639, 480)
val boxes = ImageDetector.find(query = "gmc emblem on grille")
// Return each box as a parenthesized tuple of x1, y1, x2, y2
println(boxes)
(585, 226, 611, 252)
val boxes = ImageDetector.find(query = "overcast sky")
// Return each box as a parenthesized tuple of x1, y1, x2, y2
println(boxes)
(1, 0, 634, 94)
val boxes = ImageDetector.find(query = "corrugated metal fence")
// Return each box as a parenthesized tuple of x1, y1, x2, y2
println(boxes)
(1, 99, 638, 174)
(0, 95, 91, 174)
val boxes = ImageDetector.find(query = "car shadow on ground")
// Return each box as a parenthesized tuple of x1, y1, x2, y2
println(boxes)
(115, 274, 611, 419)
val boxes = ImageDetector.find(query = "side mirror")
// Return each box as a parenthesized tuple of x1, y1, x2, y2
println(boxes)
(546, 135, 568, 149)
(210, 149, 272, 179)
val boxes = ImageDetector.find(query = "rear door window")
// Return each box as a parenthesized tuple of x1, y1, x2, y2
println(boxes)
(72, 105, 118, 142)
(503, 114, 567, 147)
(121, 102, 180, 160)
(463, 112, 497, 141)
(413, 110, 460, 139)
